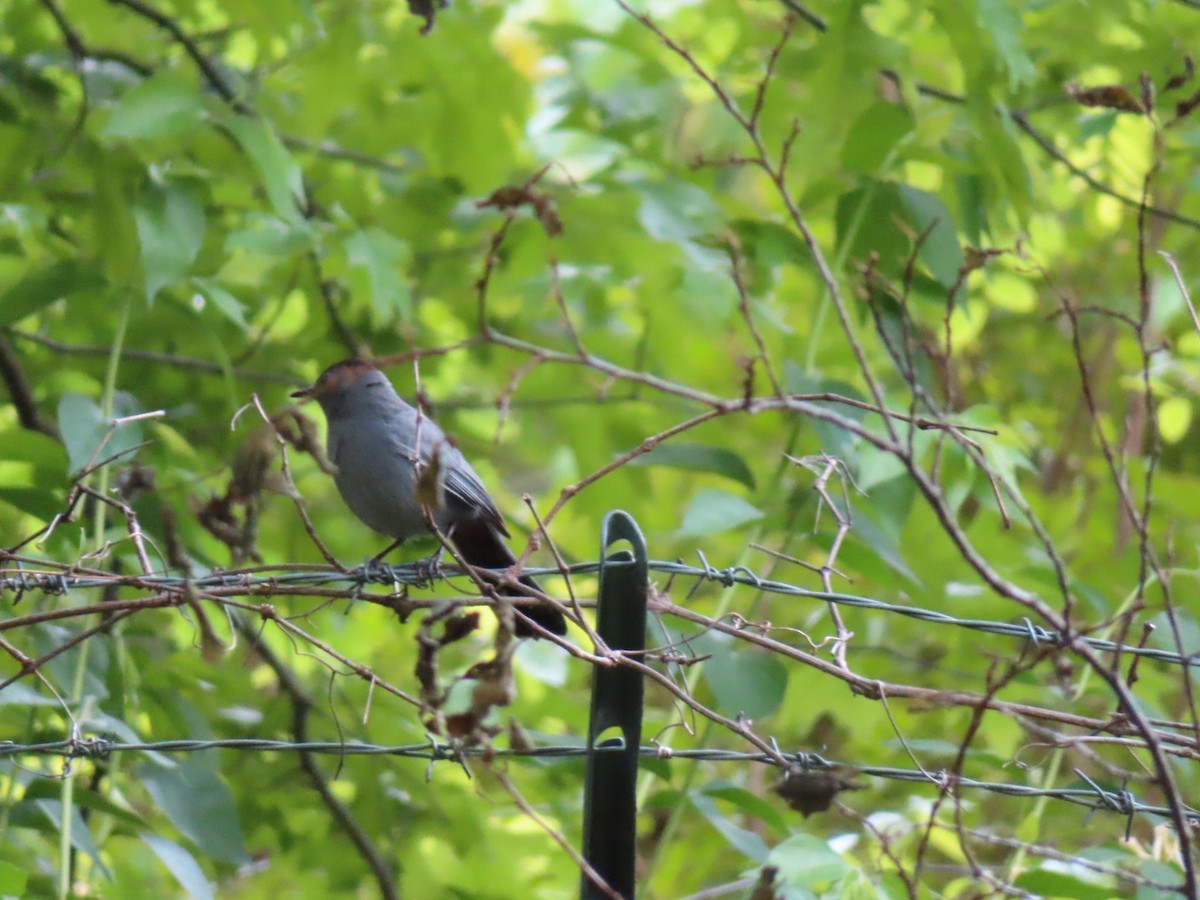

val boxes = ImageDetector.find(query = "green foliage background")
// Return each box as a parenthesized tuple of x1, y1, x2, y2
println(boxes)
(2, 0, 1200, 897)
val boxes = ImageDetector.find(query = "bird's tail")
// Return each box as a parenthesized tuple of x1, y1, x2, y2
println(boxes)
(450, 518, 568, 637)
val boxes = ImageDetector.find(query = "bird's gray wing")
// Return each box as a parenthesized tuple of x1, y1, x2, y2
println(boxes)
(393, 405, 509, 535)
(442, 454, 509, 536)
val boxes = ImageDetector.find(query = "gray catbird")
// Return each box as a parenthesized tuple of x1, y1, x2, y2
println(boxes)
(291, 359, 567, 637)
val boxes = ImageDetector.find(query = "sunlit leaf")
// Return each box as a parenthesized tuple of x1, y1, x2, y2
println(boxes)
(978, 0, 1037, 91)
(101, 73, 205, 141)
(634, 179, 724, 243)
(765, 834, 849, 887)
(344, 227, 411, 322)
(224, 114, 307, 222)
(842, 101, 914, 174)
(630, 442, 755, 489)
(140, 759, 249, 865)
(899, 184, 964, 291)
(0, 486, 62, 520)
(1157, 395, 1192, 444)
(678, 488, 763, 537)
(0, 860, 27, 895)
(702, 635, 787, 719)
(142, 834, 215, 900)
(193, 278, 249, 329)
(702, 782, 790, 834)
(1013, 866, 1115, 899)
(35, 802, 111, 878)
(689, 792, 769, 862)
(0, 428, 70, 478)
(56, 391, 144, 474)
(136, 177, 206, 300)
(0, 260, 105, 326)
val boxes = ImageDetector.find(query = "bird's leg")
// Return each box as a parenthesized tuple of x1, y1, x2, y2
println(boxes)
(371, 536, 406, 565)
(363, 537, 408, 585)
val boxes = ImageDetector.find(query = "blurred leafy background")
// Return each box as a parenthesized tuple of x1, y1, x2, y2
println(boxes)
(3, 0, 1200, 897)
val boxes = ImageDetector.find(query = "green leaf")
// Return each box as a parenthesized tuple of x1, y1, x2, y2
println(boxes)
(836, 181, 964, 299)
(192, 278, 248, 329)
(864, 474, 917, 543)
(842, 101, 914, 174)
(952, 157, 987, 245)
(515, 638, 570, 687)
(702, 782, 789, 834)
(728, 218, 811, 294)
(730, 219, 808, 268)
(1079, 111, 1118, 142)
(136, 177, 206, 300)
(835, 181, 907, 275)
(0, 260, 105, 326)
(977, 105, 1032, 223)
(1157, 395, 1191, 444)
(689, 792, 769, 861)
(766, 834, 849, 887)
(0, 486, 63, 520)
(786, 368, 869, 459)
(35, 801, 111, 878)
(838, 868, 889, 899)
(898, 184, 964, 291)
(977, 0, 1037, 91)
(224, 114, 306, 222)
(344, 228, 411, 322)
(845, 513, 919, 584)
(23, 780, 145, 826)
(0, 682, 63, 706)
(101, 73, 205, 141)
(629, 442, 755, 489)
(140, 758, 249, 865)
(56, 391, 144, 474)
(225, 214, 316, 255)
(702, 635, 787, 719)
(91, 151, 143, 285)
(531, 129, 626, 180)
(678, 263, 739, 323)
(0, 860, 27, 894)
(930, 0, 995, 90)
(143, 834, 215, 900)
(854, 444, 907, 494)
(1013, 866, 1115, 899)
(1129, 860, 1185, 900)
(634, 179, 724, 243)
(678, 488, 763, 537)
(38, 520, 85, 565)
(1154, 611, 1200, 660)
(0, 427, 69, 480)
(882, 737, 962, 756)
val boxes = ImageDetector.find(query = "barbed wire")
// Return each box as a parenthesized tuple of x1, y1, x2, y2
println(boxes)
(3, 557, 1196, 670)
(3, 736, 1190, 826)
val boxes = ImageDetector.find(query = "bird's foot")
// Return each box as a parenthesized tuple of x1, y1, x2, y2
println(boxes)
(359, 557, 403, 586)
(411, 551, 445, 588)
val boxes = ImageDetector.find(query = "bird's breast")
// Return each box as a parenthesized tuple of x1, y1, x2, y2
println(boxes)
(328, 419, 431, 541)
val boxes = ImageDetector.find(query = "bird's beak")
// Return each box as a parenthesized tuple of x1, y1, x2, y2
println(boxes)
(290, 387, 313, 400)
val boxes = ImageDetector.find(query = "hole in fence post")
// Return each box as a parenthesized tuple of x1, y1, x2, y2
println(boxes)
(581, 511, 648, 900)
(592, 726, 627, 750)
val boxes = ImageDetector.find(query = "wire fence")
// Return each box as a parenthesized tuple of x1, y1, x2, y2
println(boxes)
(7, 552, 1194, 788)
(3, 558, 1197, 669)
(4, 737, 1191, 825)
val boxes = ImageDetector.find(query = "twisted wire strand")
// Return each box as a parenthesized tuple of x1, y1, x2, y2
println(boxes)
(2, 559, 1195, 668)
